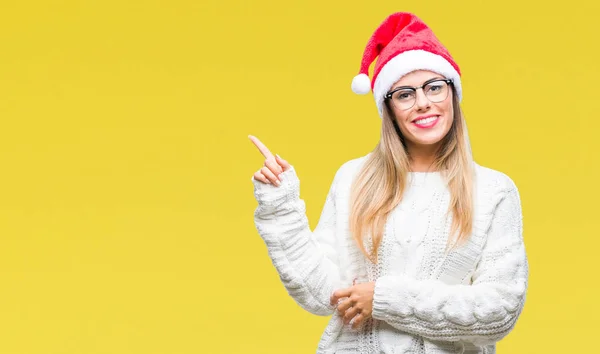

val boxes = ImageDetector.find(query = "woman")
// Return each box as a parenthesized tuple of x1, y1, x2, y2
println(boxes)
(249, 12, 528, 354)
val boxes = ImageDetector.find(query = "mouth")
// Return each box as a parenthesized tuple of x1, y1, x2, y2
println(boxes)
(412, 115, 440, 128)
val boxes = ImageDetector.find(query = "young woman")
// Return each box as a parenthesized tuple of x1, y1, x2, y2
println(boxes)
(249, 12, 528, 354)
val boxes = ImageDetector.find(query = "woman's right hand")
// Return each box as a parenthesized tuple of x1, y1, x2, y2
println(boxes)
(249, 135, 291, 187)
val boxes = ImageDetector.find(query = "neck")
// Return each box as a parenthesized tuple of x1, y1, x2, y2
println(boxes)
(407, 143, 440, 172)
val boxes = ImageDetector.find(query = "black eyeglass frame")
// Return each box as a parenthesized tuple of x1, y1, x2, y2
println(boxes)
(383, 78, 454, 101)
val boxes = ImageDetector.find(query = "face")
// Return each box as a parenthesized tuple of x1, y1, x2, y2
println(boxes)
(386, 70, 454, 151)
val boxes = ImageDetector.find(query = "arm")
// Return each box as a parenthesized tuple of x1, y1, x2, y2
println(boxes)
(371, 180, 528, 346)
(252, 165, 342, 316)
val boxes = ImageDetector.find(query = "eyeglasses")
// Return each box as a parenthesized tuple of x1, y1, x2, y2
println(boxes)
(384, 78, 453, 111)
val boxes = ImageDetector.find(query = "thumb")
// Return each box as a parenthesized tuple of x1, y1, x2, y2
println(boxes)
(275, 154, 291, 172)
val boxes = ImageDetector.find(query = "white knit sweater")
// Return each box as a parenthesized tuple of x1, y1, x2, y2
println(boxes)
(251, 154, 528, 354)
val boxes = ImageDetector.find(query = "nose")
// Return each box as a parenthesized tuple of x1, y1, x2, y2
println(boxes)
(414, 88, 430, 111)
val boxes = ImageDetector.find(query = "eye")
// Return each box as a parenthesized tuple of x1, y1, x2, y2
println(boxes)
(394, 90, 415, 101)
(425, 81, 447, 95)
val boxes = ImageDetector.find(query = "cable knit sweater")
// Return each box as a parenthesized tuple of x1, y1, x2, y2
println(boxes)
(251, 154, 528, 354)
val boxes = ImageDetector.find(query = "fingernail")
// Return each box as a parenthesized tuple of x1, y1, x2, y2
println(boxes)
(274, 180, 281, 187)
(275, 154, 281, 159)
(278, 174, 284, 181)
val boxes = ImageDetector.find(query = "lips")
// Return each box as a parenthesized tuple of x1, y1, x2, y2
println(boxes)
(412, 114, 439, 123)
(412, 115, 440, 129)
(413, 116, 438, 125)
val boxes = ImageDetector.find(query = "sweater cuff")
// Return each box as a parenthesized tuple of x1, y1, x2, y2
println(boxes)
(251, 166, 300, 208)
(372, 275, 412, 321)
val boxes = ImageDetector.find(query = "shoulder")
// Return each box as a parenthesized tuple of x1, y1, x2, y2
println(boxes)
(324, 153, 372, 196)
(473, 161, 521, 201)
(333, 153, 371, 182)
(472, 163, 524, 235)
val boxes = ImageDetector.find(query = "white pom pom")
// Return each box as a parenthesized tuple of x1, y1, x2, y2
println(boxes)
(351, 73, 371, 94)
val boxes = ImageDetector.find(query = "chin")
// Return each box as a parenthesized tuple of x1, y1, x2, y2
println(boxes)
(410, 132, 447, 146)
(414, 139, 444, 147)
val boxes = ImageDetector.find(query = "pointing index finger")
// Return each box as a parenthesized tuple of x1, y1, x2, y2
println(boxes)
(248, 135, 275, 161)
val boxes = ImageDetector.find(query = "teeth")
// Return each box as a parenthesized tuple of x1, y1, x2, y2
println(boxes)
(414, 116, 437, 125)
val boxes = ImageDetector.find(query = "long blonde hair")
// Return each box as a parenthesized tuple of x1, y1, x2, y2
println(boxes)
(349, 86, 474, 263)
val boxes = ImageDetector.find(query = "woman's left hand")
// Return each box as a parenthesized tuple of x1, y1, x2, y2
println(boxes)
(330, 282, 376, 329)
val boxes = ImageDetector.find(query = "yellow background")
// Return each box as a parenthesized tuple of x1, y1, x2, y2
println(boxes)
(0, 1, 597, 353)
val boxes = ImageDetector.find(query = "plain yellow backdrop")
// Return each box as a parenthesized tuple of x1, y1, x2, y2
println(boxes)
(0, 1, 598, 353)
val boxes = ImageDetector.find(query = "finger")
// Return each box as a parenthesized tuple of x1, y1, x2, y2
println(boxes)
(331, 288, 352, 305)
(264, 158, 283, 175)
(248, 135, 275, 161)
(350, 314, 364, 329)
(336, 298, 353, 314)
(253, 171, 270, 184)
(275, 154, 291, 172)
(343, 306, 361, 325)
(261, 167, 281, 186)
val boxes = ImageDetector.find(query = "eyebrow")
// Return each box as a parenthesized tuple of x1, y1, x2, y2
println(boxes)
(391, 76, 445, 90)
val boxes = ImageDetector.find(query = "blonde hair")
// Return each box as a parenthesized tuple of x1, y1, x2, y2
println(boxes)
(349, 87, 474, 263)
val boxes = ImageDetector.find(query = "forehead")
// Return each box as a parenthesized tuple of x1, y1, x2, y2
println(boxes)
(392, 70, 445, 89)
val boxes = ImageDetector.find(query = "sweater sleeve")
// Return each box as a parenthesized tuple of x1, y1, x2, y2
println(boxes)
(371, 180, 528, 346)
(252, 165, 342, 316)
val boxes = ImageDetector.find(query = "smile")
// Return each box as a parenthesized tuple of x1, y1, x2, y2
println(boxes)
(412, 115, 440, 128)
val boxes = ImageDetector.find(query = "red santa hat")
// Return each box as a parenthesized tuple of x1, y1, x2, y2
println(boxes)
(351, 12, 462, 117)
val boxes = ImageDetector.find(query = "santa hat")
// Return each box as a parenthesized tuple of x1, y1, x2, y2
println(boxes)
(351, 12, 462, 117)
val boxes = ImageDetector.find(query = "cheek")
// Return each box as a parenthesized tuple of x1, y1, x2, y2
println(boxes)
(392, 111, 412, 132)
(444, 112, 454, 129)
(438, 103, 454, 129)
